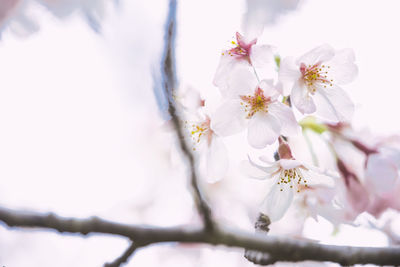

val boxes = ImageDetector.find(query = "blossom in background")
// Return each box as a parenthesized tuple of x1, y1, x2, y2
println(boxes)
(363, 137, 400, 217)
(38, 0, 110, 32)
(180, 86, 228, 183)
(0, 0, 39, 37)
(243, 0, 301, 39)
(328, 123, 400, 219)
(213, 32, 274, 93)
(279, 44, 358, 122)
(335, 157, 370, 221)
(211, 68, 299, 148)
(0, 0, 112, 37)
(186, 115, 228, 183)
(243, 138, 334, 221)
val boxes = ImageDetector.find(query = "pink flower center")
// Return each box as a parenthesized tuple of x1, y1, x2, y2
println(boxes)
(240, 87, 271, 118)
(221, 32, 257, 62)
(300, 63, 333, 94)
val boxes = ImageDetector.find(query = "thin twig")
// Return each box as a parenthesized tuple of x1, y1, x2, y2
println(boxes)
(1, 207, 400, 266)
(160, 0, 213, 231)
(104, 241, 138, 267)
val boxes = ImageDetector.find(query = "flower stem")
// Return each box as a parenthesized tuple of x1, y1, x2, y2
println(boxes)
(303, 129, 319, 167)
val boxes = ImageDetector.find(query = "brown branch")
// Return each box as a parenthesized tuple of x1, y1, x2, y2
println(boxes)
(104, 241, 138, 267)
(161, 0, 213, 231)
(1, 206, 400, 266)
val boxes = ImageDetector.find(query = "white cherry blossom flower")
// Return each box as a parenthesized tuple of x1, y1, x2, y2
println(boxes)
(279, 44, 358, 122)
(213, 32, 274, 93)
(211, 68, 299, 148)
(186, 115, 228, 183)
(244, 155, 334, 222)
(240, 138, 334, 221)
(180, 87, 228, 183)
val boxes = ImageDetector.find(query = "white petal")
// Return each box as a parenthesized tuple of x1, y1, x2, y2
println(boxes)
(326, 48, 358, 85)
(247, 156, 280, 178)
(313, 85, 354, 122)
(247, 113, 281, 148)
(213, 54, 249, 93)
(225, 67, 258, 98)
(269, 102, 300, 136)
(296, 44, 335, 66)
(291, 81, 316, 114)
(278, 56, 300, 95)
(250, 44, 274, 68)
(300, 168, 335, 187)
(279, 159, 302, 170)
(210, 100, 246, 136)
(258, 79, 280, 99)
(260, 183, 294, 222)
(206, 136, 228, 183)
(180, 85, 202, 112)
(259, 155, 275, 164)
(240, 160, 272, 180)
(213, 54, 236, 90)
(366, 154, 398, 193)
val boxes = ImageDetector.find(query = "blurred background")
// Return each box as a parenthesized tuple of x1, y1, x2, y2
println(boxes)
(0, 0, 399, 266)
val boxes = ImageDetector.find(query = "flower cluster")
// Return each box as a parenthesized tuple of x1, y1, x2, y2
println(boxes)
(179, 30, 400, 231)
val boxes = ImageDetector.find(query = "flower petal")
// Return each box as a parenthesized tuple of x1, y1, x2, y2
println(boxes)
(296, 44, 335, 66)
(300, 167, 335, 187)
(313, 84, 354, 122)
(269, 101, 300, 136)
(260, 182, 294, 221)
(279, 159, 302, 170)
(240, 160, 273, 180)
(346, 178, 370, 214)
(326, 48, 358, 85)
(258, 79, 280, 99)
(250, 44, 274, 68)
(247, 113, 281, 148)
(225, 66, 258, 98)
(278, 56, 300, 95)
(213, 54, 249, 93)
(206, 136, 228, 183)
(291, 81, 316, 114)
(210, 100, 246, 136)
(366, 153, 398, 194)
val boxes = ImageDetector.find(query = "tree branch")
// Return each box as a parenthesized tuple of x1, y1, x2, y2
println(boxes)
(1, 206, 400, 266)
(244, 213, 274, 265)
(104, 241, 138, 267)
(160, 0, 213, 231)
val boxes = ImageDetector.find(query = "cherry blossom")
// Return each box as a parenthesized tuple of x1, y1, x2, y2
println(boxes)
(279, 44, 358, 122)
(243, 138, 334, 221)
(180, 87, 228, 183)
(327, 124, 400, 219)
(213, 32, 274, 93)
(211, 68, 299, 148)
(186, 115, 228, 183)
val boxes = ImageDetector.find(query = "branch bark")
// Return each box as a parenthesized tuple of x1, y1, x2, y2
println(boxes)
(1, 206, 400, 266)
(104, 241, 137, 267)
(160, 0, 213, 231)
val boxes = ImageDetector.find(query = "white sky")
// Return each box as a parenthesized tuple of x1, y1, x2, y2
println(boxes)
(0, 0, 400, 266)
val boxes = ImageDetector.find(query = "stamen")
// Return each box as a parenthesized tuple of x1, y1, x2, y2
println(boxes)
(278, 168, 308, 193)
(300, 63, 333, 94)
(240, 88, 271, 118)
